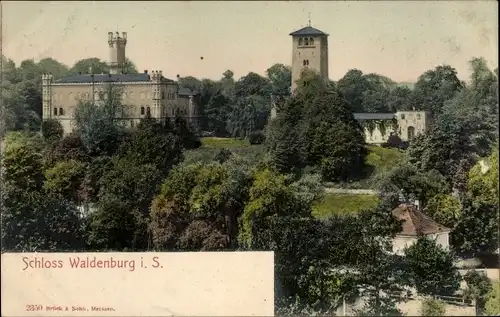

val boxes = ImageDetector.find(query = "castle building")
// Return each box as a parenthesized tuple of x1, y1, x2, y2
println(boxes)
(42, 32, 199, 134)
(280, 24, 431, 144)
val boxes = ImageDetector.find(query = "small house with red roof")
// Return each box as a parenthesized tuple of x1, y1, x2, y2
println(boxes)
(391, 203, 451, 255)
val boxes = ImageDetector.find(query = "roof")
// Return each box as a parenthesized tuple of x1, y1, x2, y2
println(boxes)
(54, 73, 175, 84)
(178, 87, 197, 96)
(289, 26, 328, 37)
(53, 73, 197, 96)
(353, 113, 395, 120)
(392, 204, 450, 236)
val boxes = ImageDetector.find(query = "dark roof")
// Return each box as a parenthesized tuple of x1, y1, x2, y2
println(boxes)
(178, 87, 197, 96)
(289, 26, 328, 37)
(392, 204, 450, 236)
(353, 113, 395, 120)
(54, 73, 175, 84)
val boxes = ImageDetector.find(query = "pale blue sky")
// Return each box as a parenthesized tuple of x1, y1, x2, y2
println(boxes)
(2, 1, 498, 82)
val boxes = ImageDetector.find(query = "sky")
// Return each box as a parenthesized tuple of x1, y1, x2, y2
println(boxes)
(1, 1, 498, 82)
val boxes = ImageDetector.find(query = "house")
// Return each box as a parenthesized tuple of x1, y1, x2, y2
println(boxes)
(391, 203, 451, 255)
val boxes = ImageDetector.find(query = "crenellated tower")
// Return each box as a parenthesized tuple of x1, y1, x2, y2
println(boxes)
(42, 73, 53, 119)
(151, 70, 163, 120)
(108, 31, 127, 74)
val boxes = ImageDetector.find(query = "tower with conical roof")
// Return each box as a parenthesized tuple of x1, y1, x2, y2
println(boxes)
(289, 23, 329, 91)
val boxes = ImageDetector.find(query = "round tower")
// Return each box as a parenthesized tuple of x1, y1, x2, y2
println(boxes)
(108, 31, 127, 74)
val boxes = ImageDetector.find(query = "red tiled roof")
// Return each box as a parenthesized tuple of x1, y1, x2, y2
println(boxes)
(392, 204, 450, 236)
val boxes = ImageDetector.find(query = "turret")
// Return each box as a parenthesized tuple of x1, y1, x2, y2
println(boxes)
(42, 74, 53, 119)
(108, 31, 127, 74)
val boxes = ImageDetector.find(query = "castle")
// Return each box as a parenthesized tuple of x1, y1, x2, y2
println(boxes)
(280, 24, 431, 144)
(42, 32, 199, 134)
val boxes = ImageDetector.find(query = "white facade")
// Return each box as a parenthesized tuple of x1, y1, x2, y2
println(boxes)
(391, 231, 450, 255)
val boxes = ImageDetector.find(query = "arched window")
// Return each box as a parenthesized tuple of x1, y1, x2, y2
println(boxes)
(161, 92, 165, 99)
(304, 38, 309, 45)
(407, 126, 415, 140)
(146, 107, 151, 116)
(298, 38, 303, 46)
(303, 60, 309, 66)
(309, 37, 314, 45)
(59, 108, 64, 116)
(303, 60, 307, 66)
(140, 106, 145, 115)
(130, 120, 134, 127)
(54, 108, 58, 116)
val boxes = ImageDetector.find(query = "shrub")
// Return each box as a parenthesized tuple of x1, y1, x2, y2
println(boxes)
(382, 134, 409, 150)
(214, 148, 233, 164)
(248, 131, 265, 145)
(42, 119, 64, 142)
(420, 298, 445, 316)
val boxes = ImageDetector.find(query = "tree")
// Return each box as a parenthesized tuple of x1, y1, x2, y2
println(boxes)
(227, 95, 271, 139)
(424, 194, 461, 228)
(403, 237, 461, 296)
(467, 147, 498, 205)
(1, 191, 84, 252)
(73, 83, 129, 156)
(413, 65, 463, 114)
(463, 270, 493, 314)
(69, 58, 109, 75)
(387, 86, 414, 112)
(376, 162, 449, 208)
(42, 118, 64, 142)
(484, 282, 500, 316)
(266, 63, 292, 96)
(43, 160, 86, 203)
(234, 72, 271, 99)
(204, 90, 231, 135)
(406, 119, 477, 185)
(87, 157, 162, 250)
(172, 114, 201, 150)
(441, 58, 498, 156)
(450, 198, 498, 256)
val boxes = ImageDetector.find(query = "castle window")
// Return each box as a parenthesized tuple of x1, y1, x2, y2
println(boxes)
(309, 37, 314, 45)
(161, 92, 165, 99)
(140, 106, 145, 115)
(416, 113, 421, 120)
(304, 38, 309, 45)
(401, 114, 406, 120)
(298, 38, 303, 46)
(146, 107, 151, 116)
(54, 108, 58, 116)
(59, 108, 64, 116)
(303, 60, 309, 66)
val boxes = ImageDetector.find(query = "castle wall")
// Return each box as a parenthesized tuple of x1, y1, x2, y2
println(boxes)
(46, 81, 196, 134)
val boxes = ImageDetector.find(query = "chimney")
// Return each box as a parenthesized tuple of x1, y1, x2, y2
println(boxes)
(144, 70, 148, 74)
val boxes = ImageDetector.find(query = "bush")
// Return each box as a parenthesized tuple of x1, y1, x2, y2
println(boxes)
(420, 298, 445, 316)
(484, 282, 500, 316)
(248, 131, 265, 145)
(382, 134, 409, 150)
(214, 148, 233, 164)
(42, 119, 64, 142)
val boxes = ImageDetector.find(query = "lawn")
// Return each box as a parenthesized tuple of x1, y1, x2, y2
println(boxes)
(186, 138, 404, 190)
(312, 193, 380, 218)
(326, 145, 404, 189)
(183, 137, 265, 165)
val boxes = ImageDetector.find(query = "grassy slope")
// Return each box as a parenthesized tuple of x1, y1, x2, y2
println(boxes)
(312, 193, 380, 218)
(186, 138, 402, 218)
(183, 137, 266, 165)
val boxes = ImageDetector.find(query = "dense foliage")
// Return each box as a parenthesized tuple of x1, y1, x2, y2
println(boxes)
(2, 53, 498, 315)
